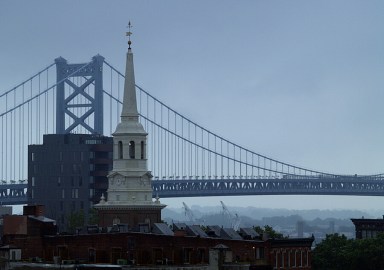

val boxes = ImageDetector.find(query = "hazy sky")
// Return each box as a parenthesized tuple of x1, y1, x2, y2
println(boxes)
(1, 1, 384, 213)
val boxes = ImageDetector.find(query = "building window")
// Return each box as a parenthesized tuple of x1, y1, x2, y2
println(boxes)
(58, 177, 61, 186)
(275, 251, 278, 269)
(89, 176, 94, 184)
(90, 189, 94, 198)
(31, 189, 34, 199)
(89, 249, 96, 263)
(85, 139, 101, 144)
(300, 250, 303, 267)
(183, 248, 192, 264)
(33, 165, 38, 174)
(60, 164, 64, 173)
(72, 189, 78, 199)
(62, 189, 65, 199)
(31, 152, 35, 161)
(79, 176, 83, 186)
(71, 177, 75, 187)
(256, 247, 265, 259)
(197, 248, 206, 263)
(113, 217, 120, 225)
(31, 177, 35, 187)
(118, 141, 123, 159)
(129, 141, 135, 159)
(80, 151, 84, 161)
(116, 195, 120, 201)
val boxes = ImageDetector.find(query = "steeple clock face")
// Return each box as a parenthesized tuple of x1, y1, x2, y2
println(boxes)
(113, 175, 125, 187)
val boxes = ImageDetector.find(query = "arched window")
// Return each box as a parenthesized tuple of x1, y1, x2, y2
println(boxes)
(118, 141, 123, 159)
(141, 141, 145, 159)
(129, 141, 135, 159)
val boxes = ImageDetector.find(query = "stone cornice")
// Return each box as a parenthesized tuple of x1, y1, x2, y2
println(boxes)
(94, 203, 166, 211)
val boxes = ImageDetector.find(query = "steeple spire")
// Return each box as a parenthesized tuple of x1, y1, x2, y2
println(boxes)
(120, 21, 139, 121)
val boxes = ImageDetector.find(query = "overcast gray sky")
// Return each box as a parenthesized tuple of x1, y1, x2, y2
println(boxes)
(1, 0, 384, 213)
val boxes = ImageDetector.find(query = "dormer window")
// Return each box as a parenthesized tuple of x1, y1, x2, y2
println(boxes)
(129, 141, 135, 159)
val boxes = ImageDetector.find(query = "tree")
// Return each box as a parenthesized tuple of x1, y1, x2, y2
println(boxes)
(313, 233, 384, 270)
(253, 225, 285, 239)
(88, 208, 99, 225)
(67, 209, 85, 233)
(312, 233, 350, 270)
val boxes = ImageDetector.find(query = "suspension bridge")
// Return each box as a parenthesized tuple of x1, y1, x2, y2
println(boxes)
(1, 54, 384, 205)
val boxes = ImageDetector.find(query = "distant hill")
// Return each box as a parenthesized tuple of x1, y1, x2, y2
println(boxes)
(162, 205, 375, 237)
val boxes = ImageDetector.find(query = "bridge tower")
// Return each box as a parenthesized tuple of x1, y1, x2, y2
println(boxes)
(95, 26, 165, 229)
(55, 54, 104, 134)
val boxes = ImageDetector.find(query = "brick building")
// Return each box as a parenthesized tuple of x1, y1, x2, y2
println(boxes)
(351, 217, 384, 239)
(2, 206, 314, 269)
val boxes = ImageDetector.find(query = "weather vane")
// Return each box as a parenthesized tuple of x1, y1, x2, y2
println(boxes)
(126, 21, 133, 49)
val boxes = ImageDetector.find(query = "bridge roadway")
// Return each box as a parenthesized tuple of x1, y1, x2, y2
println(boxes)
(152, 175, 384, 197)
(1, 176, 384, 205)
(0, 183, 28, 205)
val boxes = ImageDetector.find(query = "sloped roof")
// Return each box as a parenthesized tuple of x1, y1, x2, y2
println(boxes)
(207, 225, 221, 237)
(186, 225, 208, 238)
(152, 223, 174, 236)
(220, 228, 243, 240)
(240, 227, 259, 239)
(173, 223, 187, 231)
(29, 215, 56, 223)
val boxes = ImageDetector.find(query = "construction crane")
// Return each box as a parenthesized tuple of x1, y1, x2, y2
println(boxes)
(220, 201, 241, 231)
(182, 202, 196, 224)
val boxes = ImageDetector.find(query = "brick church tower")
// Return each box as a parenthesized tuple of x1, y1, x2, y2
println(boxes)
(95, 26, 165, 229)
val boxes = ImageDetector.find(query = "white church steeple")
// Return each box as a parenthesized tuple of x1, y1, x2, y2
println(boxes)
(95, 24, 165, 229)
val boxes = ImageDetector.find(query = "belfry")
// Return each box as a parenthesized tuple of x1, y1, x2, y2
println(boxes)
(95, 24, 166, 229)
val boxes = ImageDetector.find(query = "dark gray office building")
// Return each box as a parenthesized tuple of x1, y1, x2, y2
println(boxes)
(28, 134, 112, 231)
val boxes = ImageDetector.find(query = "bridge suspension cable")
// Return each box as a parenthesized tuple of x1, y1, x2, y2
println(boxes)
(103, 60, 337, 181)
(0, 56, 375, 191)
(1, 55, 383, 204)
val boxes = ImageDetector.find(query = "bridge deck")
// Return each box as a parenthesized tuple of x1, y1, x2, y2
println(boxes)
(2, 177, 383, 205)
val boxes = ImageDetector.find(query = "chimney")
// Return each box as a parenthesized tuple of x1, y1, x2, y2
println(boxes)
(23, 205, 45, 216)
